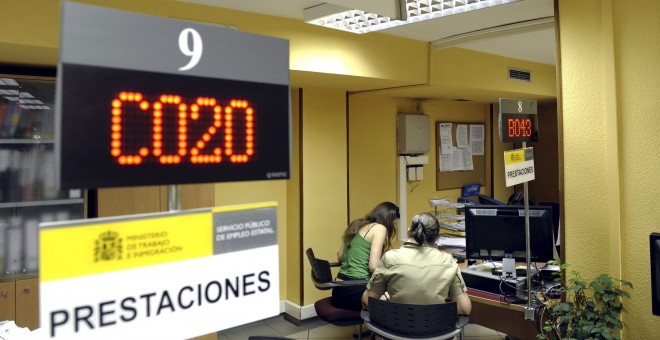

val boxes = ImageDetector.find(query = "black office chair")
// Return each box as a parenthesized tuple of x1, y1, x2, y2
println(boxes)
(305, 248, 368, 339)
(539, 201, 561, 255)
(361, 297, 469, 340)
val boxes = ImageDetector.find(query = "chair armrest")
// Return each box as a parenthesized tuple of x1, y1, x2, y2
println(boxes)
(456, 315, 469, 329)
(360, 309, 371, 323)
(328, 261, 341, 267)
(337, 279, 368, 286)
(313, 279, 368, 289)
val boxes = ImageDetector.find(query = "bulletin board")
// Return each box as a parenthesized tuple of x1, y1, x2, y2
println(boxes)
(436, 122, 486, 190)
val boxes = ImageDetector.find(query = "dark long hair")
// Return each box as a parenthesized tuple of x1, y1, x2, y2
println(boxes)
(409, 213, 440, 246)
(342, 202, 399, 251)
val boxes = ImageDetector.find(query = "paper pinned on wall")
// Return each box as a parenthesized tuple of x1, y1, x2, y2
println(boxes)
(451, 147, 464, 171)
(470, 124, 485, 155)
(462, 148, 474, 170)
(439, 123, 453, 154)
(456, 124, 469, 148)
(439, 151, 452, 172)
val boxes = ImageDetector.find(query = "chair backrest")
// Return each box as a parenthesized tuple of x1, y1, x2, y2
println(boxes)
(305, 248, 334, 289)
(368, 297, 458, 337)
(539, 201, 560, 239)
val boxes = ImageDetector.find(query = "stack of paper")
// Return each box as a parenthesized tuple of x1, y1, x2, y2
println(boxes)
(435, 236, 466, 255)
(435, 214, 466, 255)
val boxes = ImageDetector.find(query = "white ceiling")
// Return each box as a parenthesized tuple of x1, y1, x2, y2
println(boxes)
(178, 0, 556, 65)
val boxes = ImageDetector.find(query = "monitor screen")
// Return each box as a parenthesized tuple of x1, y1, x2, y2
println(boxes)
(465, 205, 555, 262)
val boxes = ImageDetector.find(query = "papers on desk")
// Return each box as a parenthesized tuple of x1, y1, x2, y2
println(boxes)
(435, 214, 466, 254)
(436, 236, 466, 248)
(429, 199, 465, 208)
(439, 220, 465, 231)
(435, 236, 466, 255)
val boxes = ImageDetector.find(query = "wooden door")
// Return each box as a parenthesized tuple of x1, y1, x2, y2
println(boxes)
(15, 278, 39, 330)
(0, 280, 16, 322)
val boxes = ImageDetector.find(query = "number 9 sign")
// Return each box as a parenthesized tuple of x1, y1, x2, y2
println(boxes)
(178, 28, 203, 71)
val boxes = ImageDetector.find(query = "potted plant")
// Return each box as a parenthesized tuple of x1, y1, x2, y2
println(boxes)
(537, 262, 633, 340)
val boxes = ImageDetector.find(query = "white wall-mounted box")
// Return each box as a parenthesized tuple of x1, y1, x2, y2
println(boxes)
(397, 114, 429, 155)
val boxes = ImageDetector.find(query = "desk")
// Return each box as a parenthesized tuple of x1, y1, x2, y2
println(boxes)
(467, 290, 538, 340)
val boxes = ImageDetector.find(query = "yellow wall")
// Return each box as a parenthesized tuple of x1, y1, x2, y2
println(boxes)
(347, 94, 398, 222)
(301, 88, 347, 305)
(613, 0, 660, 334)
(431, 48, 557, 101)
(558, 0, 613, 277)
(558, 0, 660, 336)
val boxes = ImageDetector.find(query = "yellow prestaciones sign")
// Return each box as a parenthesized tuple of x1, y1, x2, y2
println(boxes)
(40, 202, 279, 340)
(504, 147, 535, 187)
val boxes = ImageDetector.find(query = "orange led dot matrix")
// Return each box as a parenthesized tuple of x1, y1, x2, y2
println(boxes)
(110, 93, 256, 166)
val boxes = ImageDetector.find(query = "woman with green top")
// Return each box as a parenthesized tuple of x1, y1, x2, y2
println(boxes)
(331, 202, 399, 311)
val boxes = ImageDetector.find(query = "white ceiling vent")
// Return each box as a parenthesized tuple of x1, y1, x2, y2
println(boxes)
(508, 68, 531, 82)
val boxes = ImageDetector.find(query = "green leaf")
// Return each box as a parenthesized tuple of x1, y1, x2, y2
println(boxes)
(592, 284, 604, 294)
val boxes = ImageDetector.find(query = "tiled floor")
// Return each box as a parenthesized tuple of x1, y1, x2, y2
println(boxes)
(216, 314, 508, 340)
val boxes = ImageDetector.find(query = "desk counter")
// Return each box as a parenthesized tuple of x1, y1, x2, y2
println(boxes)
(467, 289, 539, 340)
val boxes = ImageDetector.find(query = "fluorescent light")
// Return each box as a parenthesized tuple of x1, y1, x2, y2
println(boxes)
(304, 3, 406, 34)
(0, 78, 19, 86)
(19, 92, 34, 98)
(305, 0, 524, 34)
(3, 96, 18, 101)
(20, 105, 49, 110)
(404, 0, 522, 23)
(19, 99, 44, 104)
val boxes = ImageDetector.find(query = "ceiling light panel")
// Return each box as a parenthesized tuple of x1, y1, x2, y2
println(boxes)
(305, 3, 406, 34)
(404, 0, 522, 22)
(0, 78, 19, 86)
(306, 0, 524, 33)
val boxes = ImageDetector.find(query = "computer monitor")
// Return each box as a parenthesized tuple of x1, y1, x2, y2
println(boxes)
(465, 205, 555, 264)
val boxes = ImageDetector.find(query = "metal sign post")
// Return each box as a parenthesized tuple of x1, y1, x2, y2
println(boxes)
(499, 98, 538, 321)
(522, 141, 533, 320)
(168, 185, 180, 212)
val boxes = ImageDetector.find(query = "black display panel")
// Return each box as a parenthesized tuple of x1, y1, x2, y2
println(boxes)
(651, 233, 660, 316)
(465, 205, 555, 262)
(58, 64, 290, 188)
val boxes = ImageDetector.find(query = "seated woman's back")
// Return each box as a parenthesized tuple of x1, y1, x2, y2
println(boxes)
(375, 241, 460, 304)
(363, 213, 472, 315)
